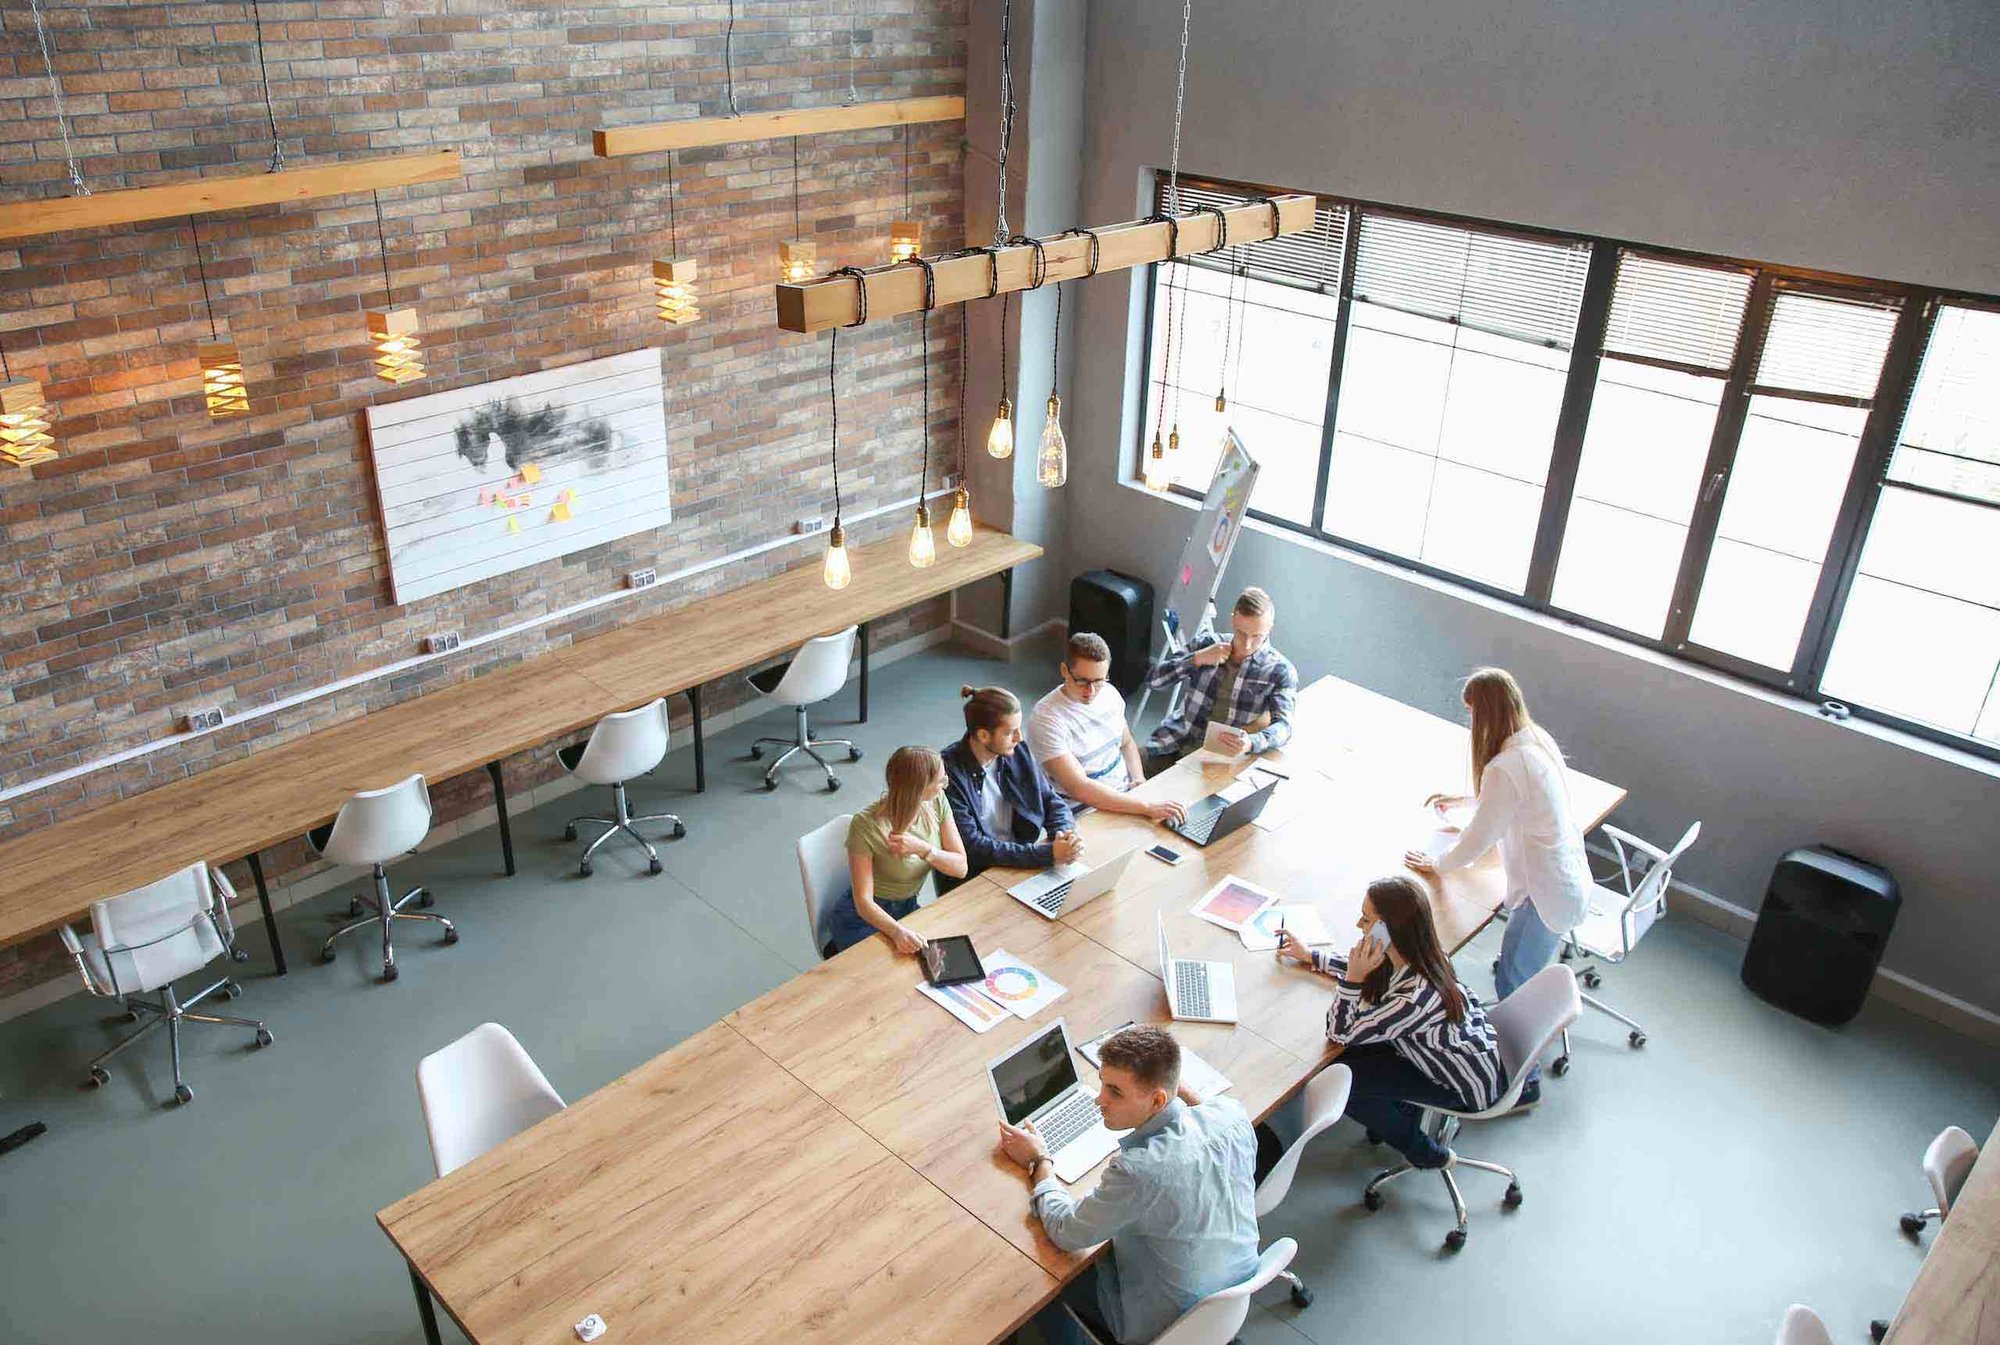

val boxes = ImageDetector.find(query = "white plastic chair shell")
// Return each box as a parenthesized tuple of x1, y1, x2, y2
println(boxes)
(798, 813, 855, 959)
(1576, 820, 1701, 961)
(1925, 1124, 1980, 1217)
(568, 698, 671, 786)
(759, 625, 859, 708)
(1776, 1304, 1834, 1345)
(1066, 1238, 1294, 1345)
(1454, 965, 1581, 1119)
(417, 1022, 566, 1178)
(318, 773, 433, 867)
(59, 862, 235, 998)
(1255, 1064, 1352, 1218)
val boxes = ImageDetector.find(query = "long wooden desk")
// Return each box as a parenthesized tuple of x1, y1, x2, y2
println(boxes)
(381, 673, 1626, 1344)
(1886, 1117, 2000, 1345)
(0, 527, 1037, 975)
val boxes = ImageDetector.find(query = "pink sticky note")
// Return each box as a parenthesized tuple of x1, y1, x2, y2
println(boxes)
(478, 487, 493, 505)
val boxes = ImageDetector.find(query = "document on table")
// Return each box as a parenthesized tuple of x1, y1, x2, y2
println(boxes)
(1239, 904, 1333, 951)
(1191, 874, 1281, 933)
(976, 949, 1069, 1020)
(1079, 1024, 1233, 1097)
(917, 979, 1011, 1033)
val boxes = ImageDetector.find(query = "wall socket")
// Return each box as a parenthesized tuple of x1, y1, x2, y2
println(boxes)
(625, 567, 657, 590)
(183, 705, 224, 733)
(793, 516, 827, 536)
(424, 631, 462, 655)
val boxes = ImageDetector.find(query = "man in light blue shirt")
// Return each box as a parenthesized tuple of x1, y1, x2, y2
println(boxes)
(998, 1026, 1259, 1344)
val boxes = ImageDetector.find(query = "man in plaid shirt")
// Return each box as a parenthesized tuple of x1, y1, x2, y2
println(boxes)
(1143, 586, 1298, 772)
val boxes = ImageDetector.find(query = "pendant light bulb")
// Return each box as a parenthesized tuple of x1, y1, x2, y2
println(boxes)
(946, 486, 973, 548)
(653, 258, 700, 325)
(1215, 390, 1227, 413)
(365, 307, 426, 384)
(889, 221, 923, 264)
(780, 240, 818, 285)
(0, 378, 57, 467)
(199, 342, 249, 419)
(1144, 429, 1172, 492)
(822, 521, 852, 590)
(986, 398, 1014, 459)
(908, 504, 936, 569)
(1037, 394, 1068, 488)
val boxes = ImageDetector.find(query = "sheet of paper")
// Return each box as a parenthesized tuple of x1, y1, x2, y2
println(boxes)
(1250, 780, 1311, 831)
(978, 948, 1069, 1020)
(1191, 874, 1281, 933)
(917, 978, 1011, 1033)
(1080, 1027, 1235, 1100)
(1239, 904, 1333, 951)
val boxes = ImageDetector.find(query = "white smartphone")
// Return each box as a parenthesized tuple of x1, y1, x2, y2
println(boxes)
(1145, 843, 1184, 866)
(1365, 920, 1391, 954)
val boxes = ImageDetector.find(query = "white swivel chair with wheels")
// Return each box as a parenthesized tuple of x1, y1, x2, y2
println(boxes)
(59, 861, 272, 1106)
(1552, 819, 1700, 1073)
(417, 1022, 566, 1177)
(1058, 1239, 1298, 1345)
(1253, 1063, 1351, 1309)
(308, 773, 456, 983)
(1778, 1305, 1835, 1345)
(1362, 964, 1581, 1251)
(558, 698, 685, 876)
(748, 624, 861, 792)
(798, 813, 855, 961)
(1901, 1123, 1980, 1235)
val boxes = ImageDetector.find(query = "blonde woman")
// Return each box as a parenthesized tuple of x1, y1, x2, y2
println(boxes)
(1405, 668, 1590, 1102)
(826, 745, 969, 956)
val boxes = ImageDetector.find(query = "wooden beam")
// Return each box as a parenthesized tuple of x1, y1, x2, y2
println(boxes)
(594, 95, 966, 159)
(0, 150, 465, 243)
(774, 193, 1319, 333)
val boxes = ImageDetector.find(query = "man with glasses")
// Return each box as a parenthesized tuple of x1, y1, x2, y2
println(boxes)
(1142, 586, 1297, 776)
(1026, 633, 1187, 825)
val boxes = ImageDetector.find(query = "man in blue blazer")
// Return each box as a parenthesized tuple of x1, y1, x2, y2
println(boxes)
(938, 684, 1082, 894)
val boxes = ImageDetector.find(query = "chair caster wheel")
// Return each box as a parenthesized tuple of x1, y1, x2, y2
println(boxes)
(580, 860, 594, 877)
(417, 890, 434, 908)
(230, 947, 251, 963)
(382, 962, 399, 983)
(1900, 1214, 1925, 1236)
(1443, 1229, 1467, 1252)
(220, 980, 241, 1000)
(1558, 945, 1573, 961)
(319, 947, 338, 965)
(1629, 1031, 1647, 1048)
(441, 927, 459, 946)
(1289, 1282, 1314, 1309)
(122, 1009, 143, 1023)
(174, 1083, 194, 1106)
(849, 747, 863, 762)
(648, 858, 663, 875)
(1582, 970, 1601, 989)
(1871, 1321, 1889, 1342)
(672, 821, 687, 839)
(749, 745, 764, 761)
(88, 1065, 110, 1089)
(349, 897, 365, 917)
(1503, 1182, 1523, 1208)
(1550, 1055, 1571, 1077)
(825, 777, 842, 793)
(564, 825, 578, 841)
(762, 778, 778, 792)
(255, 1027, 273, 1048)
(1362, 1190, 1383, 1212)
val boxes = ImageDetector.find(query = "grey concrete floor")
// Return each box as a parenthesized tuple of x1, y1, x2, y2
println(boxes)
(0, 636, 1993, 1345)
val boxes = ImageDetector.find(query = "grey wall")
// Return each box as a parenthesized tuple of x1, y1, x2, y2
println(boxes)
(1054, 0, 2000, 1016)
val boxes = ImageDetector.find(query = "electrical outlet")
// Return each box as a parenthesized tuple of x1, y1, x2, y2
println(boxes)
(183, 705, 224, 733)
(625, 567, 657, 590)
(793, 516, 827, 536)
(425, 631, 462, 655)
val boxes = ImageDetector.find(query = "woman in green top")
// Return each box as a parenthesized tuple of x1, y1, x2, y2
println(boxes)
(825, 745, 970, 956)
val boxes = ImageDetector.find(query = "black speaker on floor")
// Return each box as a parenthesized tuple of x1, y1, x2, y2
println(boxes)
(1069, 569, 1154, 696)
(1740, 846, 1899, 1026)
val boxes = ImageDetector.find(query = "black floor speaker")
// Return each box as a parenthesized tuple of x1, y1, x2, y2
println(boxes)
(1069, 569, 1155, 696)
(1740, 846, 1899, 1026)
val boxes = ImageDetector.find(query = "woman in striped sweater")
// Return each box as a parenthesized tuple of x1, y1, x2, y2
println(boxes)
(1278, 874, 1504, 1169)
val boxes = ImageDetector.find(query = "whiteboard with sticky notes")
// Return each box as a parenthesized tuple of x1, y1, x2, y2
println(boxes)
(1164, 429, 1259, 645)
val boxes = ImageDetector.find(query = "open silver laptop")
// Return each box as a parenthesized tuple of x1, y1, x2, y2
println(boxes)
(986, 1018, 1120, 1182)
(1008, 848, 1138, 920)
(1157, 913, 1239, 1024)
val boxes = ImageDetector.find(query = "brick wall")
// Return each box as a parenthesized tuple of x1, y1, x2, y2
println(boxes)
(0, 0, 970, 995)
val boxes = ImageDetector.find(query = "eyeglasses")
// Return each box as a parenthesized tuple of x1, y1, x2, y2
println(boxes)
(1066, 671, 1110, 689)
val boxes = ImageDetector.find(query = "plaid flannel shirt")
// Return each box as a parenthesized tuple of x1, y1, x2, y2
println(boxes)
(1144, 635, 1299, 755)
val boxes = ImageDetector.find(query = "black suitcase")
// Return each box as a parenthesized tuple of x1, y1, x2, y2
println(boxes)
(1740, 846, 1899, 1026)
(1069, 570, 1155, 696)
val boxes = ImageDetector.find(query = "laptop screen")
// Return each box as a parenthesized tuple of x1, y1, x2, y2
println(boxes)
(991, 1023, 1080, 1126)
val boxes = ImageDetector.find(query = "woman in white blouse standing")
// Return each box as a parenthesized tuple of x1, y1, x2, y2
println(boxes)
(1405, 667, 1591, 1103)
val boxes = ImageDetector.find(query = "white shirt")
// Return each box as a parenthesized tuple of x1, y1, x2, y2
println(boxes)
(977, 761, 1014, 838)
(1436, 725, 1594, 933)
(1025, 684, 1131, 794)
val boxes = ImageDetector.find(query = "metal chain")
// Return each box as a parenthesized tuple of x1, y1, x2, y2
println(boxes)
(1163, 0, 1193, 216)
(992, 0, 1015, 244)
(250, 0, 285, 172)
(725, 0, 742, 116)
(27, 0, 88, 195)
(845, 0, 860, 105)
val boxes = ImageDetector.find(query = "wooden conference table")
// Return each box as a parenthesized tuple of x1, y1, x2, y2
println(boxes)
(1884, 1116, 2000, 1345)
(0, 527, 1035, 976)
(379, 676, 1626, 1343)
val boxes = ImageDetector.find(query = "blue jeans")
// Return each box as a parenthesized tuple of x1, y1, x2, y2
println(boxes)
(1340, 1044, 1477, 1168)
(1494, 899, 1563, 1085)
(823, 893, 919, 956)
(1027, 1264, 1118, 1345)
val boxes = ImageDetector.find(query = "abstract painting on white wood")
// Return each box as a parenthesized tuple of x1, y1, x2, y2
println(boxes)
(365, 349, 672, 604)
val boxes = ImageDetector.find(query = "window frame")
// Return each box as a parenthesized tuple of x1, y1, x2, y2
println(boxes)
(1137, 173, 2000, 766)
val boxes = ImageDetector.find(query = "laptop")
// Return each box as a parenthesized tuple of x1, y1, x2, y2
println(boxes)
(987, 1019, 1121, 1182)
(1157, 913, 1239, 1024)
(1007, 848, 1138, 920)
(1166, 770, 1282, 848)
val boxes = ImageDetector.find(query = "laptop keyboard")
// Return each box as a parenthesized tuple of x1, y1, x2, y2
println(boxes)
(1178, 811, 1220, 845)
(1174, 961, 1213, 1018)
(1039, 1090, 1103, 1153)
(1032, 880, 1073, 915)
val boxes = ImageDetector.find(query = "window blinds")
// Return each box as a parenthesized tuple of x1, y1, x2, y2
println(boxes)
(1602, 253, 1752, 373)
(1889, 303, 2000, 505)
(1160, 178, 1349, 292)
(1755, 289, 1901, 401)
(1350, 212, 1591, 349)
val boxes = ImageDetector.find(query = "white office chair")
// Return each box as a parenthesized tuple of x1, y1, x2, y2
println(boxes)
(1552, 819, 1699, 1071)
(748, 625, 861, 792)
(1900, 1124, 1980, 1236)
(417, 1022, 565, 1177)
(1057, 1238, 1297, 1345)
(59, 861, 272, 1106)
(308, 773, 456, 983)
(1362, 964, 1581, 1251)
(558, 698, 686, 877)
(1778, 1305, 1835, 1345)
(1253, 1063, 1351, 1309)
(798, 813, 855, 961)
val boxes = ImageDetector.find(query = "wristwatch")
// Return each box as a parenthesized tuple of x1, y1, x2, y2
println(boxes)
(1028, 1155, 1053, 1182)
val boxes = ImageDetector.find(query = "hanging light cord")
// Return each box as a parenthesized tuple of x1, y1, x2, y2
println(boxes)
(845, 0, 861, 106)
(827, 329, 842, 523)
(250, 0, 285, 172)
(908, 256, 938, 495)
(956, 301, 968, 478)
(1050, 228, 1100, 395)
(1220, 243, 1240, 396)
(992, 0, 1016, 244)
(1, 339, 13, 381)
(725, 0, 742, 115)
(371, 190, 395, 308)
(901, 122, 911, 217)
(792, 136, 802, 237)
(1148, 215, 1182, 445)
(667, 149, 679, 254)
(190, 215, 221, 340)
(27, 0, 87, 195)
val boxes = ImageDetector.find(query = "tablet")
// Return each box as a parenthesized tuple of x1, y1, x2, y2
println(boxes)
(922, 934, 986, 987)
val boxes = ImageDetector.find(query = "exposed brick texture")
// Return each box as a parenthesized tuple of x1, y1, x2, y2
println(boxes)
(0, 0, 971, 994)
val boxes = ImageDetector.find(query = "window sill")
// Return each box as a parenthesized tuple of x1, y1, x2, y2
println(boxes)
(1119, 476, 2000, 786)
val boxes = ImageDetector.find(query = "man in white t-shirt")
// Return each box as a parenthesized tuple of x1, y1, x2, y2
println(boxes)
(1026, 633, 1186, 825)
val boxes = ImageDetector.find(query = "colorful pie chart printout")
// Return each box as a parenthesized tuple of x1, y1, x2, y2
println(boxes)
(977, 949, 1068, 1020)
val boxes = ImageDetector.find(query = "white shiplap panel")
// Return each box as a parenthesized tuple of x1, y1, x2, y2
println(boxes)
(365, 349, 673, 605)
